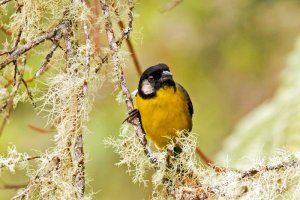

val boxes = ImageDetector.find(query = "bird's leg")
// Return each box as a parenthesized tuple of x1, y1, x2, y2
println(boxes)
(166, 146, 174, 168)
(122, 108, 140, 124)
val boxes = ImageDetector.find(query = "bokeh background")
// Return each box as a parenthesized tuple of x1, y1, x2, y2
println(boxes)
(2, 0, 300, 199)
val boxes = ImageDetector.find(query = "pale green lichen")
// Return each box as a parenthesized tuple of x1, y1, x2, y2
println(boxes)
(0, 0, 103, 198)
(105, 124, 152, 185)
(0, 146, 29, 174)
(108, 123, 300, 199)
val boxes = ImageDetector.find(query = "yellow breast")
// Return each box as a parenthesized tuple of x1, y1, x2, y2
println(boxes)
(135, 84, 192, 149)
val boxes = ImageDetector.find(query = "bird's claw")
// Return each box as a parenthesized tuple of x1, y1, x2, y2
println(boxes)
(123, 108, 140, 124)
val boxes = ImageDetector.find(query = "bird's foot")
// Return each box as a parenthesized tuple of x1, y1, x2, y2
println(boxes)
(123, 108, 140, 124)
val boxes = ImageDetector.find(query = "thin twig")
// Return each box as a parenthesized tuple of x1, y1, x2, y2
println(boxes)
(94, 54, 108, 73)
(241, 160, 300, 179)
(0, 155, 40, 169)
(203, 159, 300, 199)
(112, 0, 134, 46)
(0, 0, 12, 6)
(11, 179, 37, 200)
(82, 0, 91, 74)
(50, 38, 65, 52)
(11, 27, 23, 51)
(0, 27, 22, 56)
(117, 20, 142, 76)
(26, 156, 41, 161)
(21, 78, 36, 108)
(161, 0, 183, 13)
(27, 124, 55, 134)
(3, 40, 61, 88)
(11, 156, 60, 200)
(95, 1, 136, 74)
(64, 24, 74, 71)
(0, 183, 28, 190)
(35, 41, 59, 78)
(0, 59, 24, 136)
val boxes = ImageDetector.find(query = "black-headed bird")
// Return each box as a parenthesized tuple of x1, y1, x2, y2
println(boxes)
(134, 63, 193, 149)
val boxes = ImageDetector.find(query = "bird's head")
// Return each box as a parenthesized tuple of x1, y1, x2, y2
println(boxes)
(138, 63, 176, 99)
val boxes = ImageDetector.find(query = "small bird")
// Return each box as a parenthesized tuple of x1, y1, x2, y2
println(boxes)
(134, 63, 193, 149)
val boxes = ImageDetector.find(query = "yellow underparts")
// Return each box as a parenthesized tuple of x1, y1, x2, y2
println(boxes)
(136, 84, 192, 149)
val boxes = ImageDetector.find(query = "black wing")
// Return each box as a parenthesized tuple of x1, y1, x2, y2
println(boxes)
(177, 83, 193, 117)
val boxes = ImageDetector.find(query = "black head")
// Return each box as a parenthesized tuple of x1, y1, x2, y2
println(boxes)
(138, 63, 176, 99)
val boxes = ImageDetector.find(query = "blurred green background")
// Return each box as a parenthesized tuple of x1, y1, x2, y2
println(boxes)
(2, 0, 300, 199)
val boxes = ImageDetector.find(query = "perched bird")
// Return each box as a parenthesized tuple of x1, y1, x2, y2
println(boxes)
(135, 63, 193, 149)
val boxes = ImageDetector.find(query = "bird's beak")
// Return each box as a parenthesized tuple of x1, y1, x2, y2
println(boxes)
(161, 71, 173, 82)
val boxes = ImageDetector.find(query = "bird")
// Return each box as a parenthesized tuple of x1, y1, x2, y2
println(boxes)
(134, 63, 193, 149)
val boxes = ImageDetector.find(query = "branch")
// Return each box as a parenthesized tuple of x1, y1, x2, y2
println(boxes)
(94, 1, 137, 74)
(86, 0, 101, 54)
(11, 156, 60, 200)
(82, 0, 91, 74)
(117, 20, 142, 76)
(0, 59, 25, 136)
(21, 78, 36, 108)
(34, 41, 59, 78)
(0, 183, 28, 190)
(241, 160, 300, 179)
(3, 40, 60, 88)
(100, 0, 156, 163)
(0, 22, 65, 70)
(0, 0, 12, 6)
(161, 0, 184, 13)
(0, 155, 40, 170)
(63, 12, 86, 198)
(27, 124, 55, 134)
(11, 27, 23, 52)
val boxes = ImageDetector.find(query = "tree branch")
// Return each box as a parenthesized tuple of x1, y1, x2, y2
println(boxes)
(11, 156, 60, 200)
(161, 0, 184, 13)
(0, 22, 65, 70)
(0, 183, 28, 190)
(0, 58, 25, 136)
(100, 0, 156, 163)
(117, 19, 142, 76)
(0, 0, 12, 6)
(241, 160, 300, 179)
(34, 41, 59, 78)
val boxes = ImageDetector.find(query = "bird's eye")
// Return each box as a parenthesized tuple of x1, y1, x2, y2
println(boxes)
(147, 76, 155, 82)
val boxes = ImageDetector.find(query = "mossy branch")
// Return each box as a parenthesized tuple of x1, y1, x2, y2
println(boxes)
(100, 0, 155, 163)
(0, 0, 98, 198)
(0, 23, 65, 70)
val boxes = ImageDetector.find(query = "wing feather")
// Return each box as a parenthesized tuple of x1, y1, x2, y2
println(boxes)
(176, 83, 193, 117)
